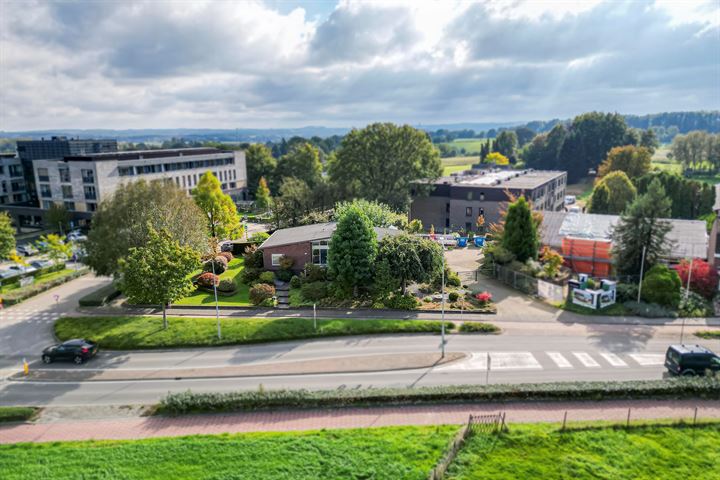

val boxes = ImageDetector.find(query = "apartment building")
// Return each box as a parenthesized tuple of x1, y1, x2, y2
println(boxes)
(0, 153, 29, 205)
(32, 147, 247, 213)
(410, 168, 567, 232)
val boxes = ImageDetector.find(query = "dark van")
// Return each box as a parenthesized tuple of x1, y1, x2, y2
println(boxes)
(665, 345, 720, 376)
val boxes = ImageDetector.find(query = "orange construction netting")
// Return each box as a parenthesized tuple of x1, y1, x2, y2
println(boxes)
(561, 237, 613, 277)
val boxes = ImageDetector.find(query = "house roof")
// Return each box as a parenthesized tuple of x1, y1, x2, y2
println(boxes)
(540, 210, 708, 260)
(258, 222, 402, 249)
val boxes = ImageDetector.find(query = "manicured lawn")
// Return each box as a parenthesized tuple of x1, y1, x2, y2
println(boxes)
(0, 268, 76, 294)
(54, 315, 454, 349)
(174, 257, 250, 306)
(446, 422, 720, 479)
(0, 425, 456, 480)
(0, 407, 38, 423)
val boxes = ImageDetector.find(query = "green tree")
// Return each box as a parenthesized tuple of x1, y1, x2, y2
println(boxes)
(255, 177, 272, 212)
(86, 180, 207, 277)
(612, 178, 672, 276)
(494, 130, 518, 158)
(635, 171, 715, 219)
(119, 226, 199, 329)
(486, 152, 510, 165)
(45, 203, 70, 234)
(376, 234, 443, 293)
(329, 123, 441, 210)
(501, 196, 538, 262)
(593, 171, 637, 215)
(598, 145, 652, 179)
(245, 144, 277, 196)
(271, 178, 314, 228)
(372, 258, 399, 301)
(39, 234, 72, 264)
(276, 142, 322, 188)
(640, 129, 659, 154)
(192, 171, 242, 239)
(327, 205, 377, 297)
(588, 183, 610, 214)
(0, 211, 15, 259)
(334, 199, 406, 228)
(641, 264, 681, 308)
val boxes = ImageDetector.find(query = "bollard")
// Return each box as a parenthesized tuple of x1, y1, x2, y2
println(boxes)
(23, 358, 29, 376)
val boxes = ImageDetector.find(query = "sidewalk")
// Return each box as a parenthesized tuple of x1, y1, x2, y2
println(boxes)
(1, 399, 718, 444)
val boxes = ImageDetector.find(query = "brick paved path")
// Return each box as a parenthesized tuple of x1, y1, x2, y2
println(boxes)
(1, 399, 718, 444)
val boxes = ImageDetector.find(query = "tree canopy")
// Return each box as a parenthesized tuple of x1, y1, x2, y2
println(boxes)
(85, 180, 207, 277)
(329, 123, 441, 210)
(334, 199, 406, 229)
(327, 205, 377, 296)
(598, 145, 652, 179)
(486, 152, 510, 165)
(254, 177, 272, 212)
(634, 171, 715, 219)
(589, 171, 637, 215)
(245, 144, 277, 196)
(375, 233, 443, 293)
(192, 171, 242, 239)
(276, 142, 322, 188)
(0, 212, 15, 259)
(501, 196, 539, 262)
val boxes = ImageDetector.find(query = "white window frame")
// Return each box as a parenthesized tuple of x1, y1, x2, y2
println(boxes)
(271, 254, 284, 266)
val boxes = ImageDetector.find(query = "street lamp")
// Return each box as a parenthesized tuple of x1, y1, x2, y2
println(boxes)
(441, 241, 446, 359)
(203, 233, 222, 340)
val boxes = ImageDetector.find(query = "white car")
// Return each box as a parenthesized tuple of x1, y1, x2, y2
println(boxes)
(67, 232, 88, 242)
(564, 195, 576, 205)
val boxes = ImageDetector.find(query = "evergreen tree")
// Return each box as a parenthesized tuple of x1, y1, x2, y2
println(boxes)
(588, 183, 610, 214)
(255, 177, 272, 212)
(593, 171, 637, 214)
(192, 171, 242, 239)
(0, 211, 15, 259)
(245, 144, 277, 196)
(612, 178, 672, 276)
(327, 205, 377, 297)
(501, 196, 539, 262)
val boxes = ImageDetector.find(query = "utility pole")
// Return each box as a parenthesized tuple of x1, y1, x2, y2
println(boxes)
(685, 258, 694, 300)
(441, 243, 446, 359)
(636, 245, 647, 303)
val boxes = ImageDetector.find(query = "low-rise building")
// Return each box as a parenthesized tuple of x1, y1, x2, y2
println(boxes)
(258, 222, 401, 271)
(410, 168, 567, 233)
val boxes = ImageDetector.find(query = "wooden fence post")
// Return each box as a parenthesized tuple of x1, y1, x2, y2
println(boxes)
(562, 411, 567, 431)
(626, 408, 631, 428)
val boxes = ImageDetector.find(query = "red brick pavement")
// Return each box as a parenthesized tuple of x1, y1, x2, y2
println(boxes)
(1, 399, 718, 444)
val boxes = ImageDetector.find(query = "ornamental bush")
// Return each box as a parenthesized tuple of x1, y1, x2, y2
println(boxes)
(217, 279, 236, 293)
(275, 269, 294, 282)
(616, 283, 639, 303)
(448, 292, 459, 302)
(303, 263, 327, 283)
(243, 245, 264, 268)
(278, 255, 294, 270)
(217, 251, 234, 262)
(384, 293, 419, 310)
(290, 275, 302, 289)
(641, 264, 681, 308)
(203, 256, 228, 274)
(674, 259, 718, 300)
(257, 271, 275, 285)
(475, 291, 492, 304)
(458, 322, 500, 333)
(300, 281, 328, 302)
(196, 272, 219, 288)
(249, 283, 275, 305)
(241, 267, 261, 284)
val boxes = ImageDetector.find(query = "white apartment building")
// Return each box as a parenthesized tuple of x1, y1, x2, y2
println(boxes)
(31, 148, 247, 213)
(0, 153, 29, 205)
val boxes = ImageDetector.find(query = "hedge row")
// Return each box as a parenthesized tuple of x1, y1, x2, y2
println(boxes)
(78, 283, 122, 307)
(0, 406, 38, 423)
(1, 268, 89, 305)
(158, 377, 720, 415)
(458, 322, 500, 333)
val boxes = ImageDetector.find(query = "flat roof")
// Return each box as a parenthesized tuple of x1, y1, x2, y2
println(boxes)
(62, 147, 229, 162)
(425, 169, 565, 190)
(259, 222, 402, 249)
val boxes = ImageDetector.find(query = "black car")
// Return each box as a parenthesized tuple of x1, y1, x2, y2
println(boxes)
(42, 339, 98, 365)
(665, 344, 720, 376)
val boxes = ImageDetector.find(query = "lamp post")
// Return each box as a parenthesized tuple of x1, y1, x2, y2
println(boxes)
(441, 241, 446, 359)
(636, 245, 647, 303)
(204, 229, 222, 340)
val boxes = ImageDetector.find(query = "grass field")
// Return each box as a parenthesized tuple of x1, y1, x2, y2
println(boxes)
(651, 145, 720, 184)
(0, 426, 456, 480)
(446, 422, 720, 480)
(173, 257, 250, 306)
(54, 315, 453, 349)
(442, 155, 478, 175)
(437, 138, 490, 155)
(0, 268, 75, 294)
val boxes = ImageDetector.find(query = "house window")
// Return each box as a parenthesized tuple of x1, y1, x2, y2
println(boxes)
(271, 254, 284, 266)
(37, 168, 49, 182)
(466, 192, 473, 201)
(312, 240, 329, 265)
(62, 185, 73, 199)
(81, 169, 95, 184)
(40, 184, 52, 198)
(59, 167, 71, 183)
(480, 192, 485, 201)
(465, 207, 472, 217)
(84, 185, 97, 200)
(64, 201, 75, 211)
(87, 202, 97, 212)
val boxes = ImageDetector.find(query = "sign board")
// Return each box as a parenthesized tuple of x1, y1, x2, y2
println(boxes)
(19, 276, 34, 287)
(572, 289, 595, 308)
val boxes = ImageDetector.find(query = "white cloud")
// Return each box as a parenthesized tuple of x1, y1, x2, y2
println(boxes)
(0, 0, 717, 130)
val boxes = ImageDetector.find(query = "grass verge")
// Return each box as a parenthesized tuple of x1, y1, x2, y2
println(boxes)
(157, 378, 720, 415)
(54, 315, 456, 349)
(173, 258, 250, 306)
(0, 425, 456, 480)
(560, 299, 630, 316)
(695, 330, 720, 339)
(445, 422, 720, 479)
(0, 406, 38, 423)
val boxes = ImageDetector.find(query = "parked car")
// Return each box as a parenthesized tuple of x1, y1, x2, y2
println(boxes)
(67, 232, 88, 242)
(30, 259, 54, 269)
(16, 244, 39, 256)
(8, 264, 37, 274)
(0, 269, 21, 281)
(41, 339, 98, 365)
(665, 345, 720, 376)
(564, 195, 576, 205)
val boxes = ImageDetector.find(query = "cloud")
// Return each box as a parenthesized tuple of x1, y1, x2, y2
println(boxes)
(0, 0, 717, 130)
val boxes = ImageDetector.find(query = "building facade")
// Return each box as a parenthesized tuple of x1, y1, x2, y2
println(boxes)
(410, 168, 567, 233)
(31, 148, 247, 214)
(0, 154, 29, 206)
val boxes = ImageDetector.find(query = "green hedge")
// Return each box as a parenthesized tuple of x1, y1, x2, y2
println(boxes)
(695, 330, 720, 339)
(458, 322, 500, 333)
(0, 406, 38, 423)
(158, 378, 720, 415)
(1, 268, 89, 305)
(78, 283, 122, 307)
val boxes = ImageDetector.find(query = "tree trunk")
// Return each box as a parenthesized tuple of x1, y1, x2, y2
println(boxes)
(162, 303, 168, 330)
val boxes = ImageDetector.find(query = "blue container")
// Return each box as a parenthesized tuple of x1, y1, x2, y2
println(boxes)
(457, 237, 468, 247)
(474, 236, 485, 247)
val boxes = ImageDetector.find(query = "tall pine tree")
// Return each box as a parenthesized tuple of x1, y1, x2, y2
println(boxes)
(501, 196, 539, 262)
(327, 205, 377, 297)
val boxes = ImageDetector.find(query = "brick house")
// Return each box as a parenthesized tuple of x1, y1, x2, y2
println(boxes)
(258, 222, 401, 271)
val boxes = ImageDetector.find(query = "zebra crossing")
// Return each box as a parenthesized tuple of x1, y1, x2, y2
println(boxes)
(441, 350, 665, 371)
(0, 307, 63, 322)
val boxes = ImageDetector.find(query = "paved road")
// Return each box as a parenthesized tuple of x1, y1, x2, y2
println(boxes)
(2, 332, 717, 406)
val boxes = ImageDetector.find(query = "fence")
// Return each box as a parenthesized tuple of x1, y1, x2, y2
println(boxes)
(427, 413, 505, 480)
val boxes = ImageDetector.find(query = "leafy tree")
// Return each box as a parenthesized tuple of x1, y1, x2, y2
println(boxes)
(276, 142, 322, 188)
(192, 171, 242, 239)
(45, 203, 70, 234)
(639, 129, 659, 154)
(514, 127, 536, 147)
(39, 234, 72, 264)
(588, 183, 610, 214)
(119, 226, 199, 329)
(521, 124, 567, 171)
(486, 152, 510, 165)
(540, 246, 563, 278)
(334, 199, 406, 228)
(0, 212, 15, 259)
(407, 219, 423, 234)
(501, 196, 538, 262)
(271, 178, 314, 228)
(376, 234, 443, 294)
(612, 178, 672, 276)
(329, 123, 441, 210)
(598, 145, 652, 179)
(86, 180, 207, 277)
(245, 144, 277, 196)
(327, 205, 377, 297)
(641, 264, 682, 308)
(255, 177, 272, 212)
(635, 171, 714, 219)
(373, 258, 399, 301)
(494, 130, 518, 158)
(674, 259, 718, 300)
(591, 171, 636, 215)
(671, 131, 712, 171)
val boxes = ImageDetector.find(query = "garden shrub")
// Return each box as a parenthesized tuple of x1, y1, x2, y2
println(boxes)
(418, 284, 434, 294)
(474, 291, 492, 304)
(243, 245, 264, 268)
(448, 292, 459, 302)
(249, 283, 275, 305)
(217, 251, 234, 262)
(423, 297, 433, 303)
(458, 322, 500, 333)
(196, 272, 219, 288)
(616, 283, 639, 303)
(257, 271, 275, 285)
(641, 264, 681, 307)
(301, 281, 328, 302)
(249, 231, 270, 243)
(674, 259, 718, 300)
(217, 279, 236, 293)
(384, 293, 419, 310)
(290, 275, 302, 289)
(303, 263, 327, 283)
(241, 267, 261, 284)
(624, 301, 677, 318)
(275, 269, 293, 282)
(678, 291, 713, 317)
(278, 255, 295, 270)
(203, 256, 228, 275)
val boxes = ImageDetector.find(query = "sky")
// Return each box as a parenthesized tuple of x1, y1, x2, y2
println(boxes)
(0, 0, 718, 131)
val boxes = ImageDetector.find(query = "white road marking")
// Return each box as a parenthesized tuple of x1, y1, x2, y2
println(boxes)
(629, 354, 665, 366)
(572, 352, 600, 368)
(600, 353, 628, 367)
(546, 352, 573, 368)
(488, 352, 542, 370)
